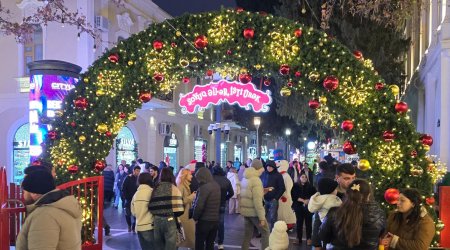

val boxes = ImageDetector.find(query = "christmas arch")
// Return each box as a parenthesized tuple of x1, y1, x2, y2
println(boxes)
(41, 9, 445, 244)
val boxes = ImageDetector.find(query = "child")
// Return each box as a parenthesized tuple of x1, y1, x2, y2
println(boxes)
(265, 221, 289, 250)
(227, 166, 241, 214)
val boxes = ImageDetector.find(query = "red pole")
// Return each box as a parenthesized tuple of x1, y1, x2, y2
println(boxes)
(440, 186, 450, 247)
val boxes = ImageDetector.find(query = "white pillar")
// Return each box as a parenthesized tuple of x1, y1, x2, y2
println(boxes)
(439, 49, 450, 165)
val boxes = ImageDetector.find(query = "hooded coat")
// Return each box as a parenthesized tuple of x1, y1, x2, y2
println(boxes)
(16, 190, 82, 250)
(192, 167, 221, 222)
(307, 192, 342, 221)
(212, 166, 234, 207)
(239, 167, 266, 221)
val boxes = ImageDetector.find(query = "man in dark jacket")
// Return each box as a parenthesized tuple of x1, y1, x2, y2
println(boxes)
(121, 165, 141, 232)
(212, 165, 234, 249)
(193, 167, 221, 250)
(261, 160, 286, 231)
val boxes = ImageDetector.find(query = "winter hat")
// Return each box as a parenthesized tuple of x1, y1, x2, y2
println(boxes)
(22, 170, 55, 194)
(318, 178, 338, 195)
(266, 160, 277, 169)
(250, 159, 263, 170)
(268, 221, 289, 250)
(273, 149, 284, 161)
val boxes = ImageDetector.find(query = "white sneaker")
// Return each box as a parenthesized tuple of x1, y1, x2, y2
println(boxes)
(218, 244, 224, 249)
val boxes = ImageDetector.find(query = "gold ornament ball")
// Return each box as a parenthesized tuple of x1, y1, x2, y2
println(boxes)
(191, 57, 198, 63)
(255, 64, 262, 70)
(308, 71, 320, 82)
(128, 61, 134, 66)
(319, 96, 327, 104)
(390, 85, 400, 95)
(97, 124, 108, 133)
(436, 220, 445, 231)
(79, 135, 86, 143)
(358, 159, 371, 171)
(179, 58, 189, 68)
(240, 68, 248, 74)
(55, 110, 63, 117)
(128, 113, 137, 121)
(423, 144, 431, 152)
(83, 78, 89, 83)
(280, 86, 292, 97)
(410, 166, 424, 177)
(96, 89, 105, 96)
(176, 31, 182, 36)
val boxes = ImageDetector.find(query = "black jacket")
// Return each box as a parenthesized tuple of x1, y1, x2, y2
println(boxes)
(212, 167, 234, 207)
(261, 169, 285, 201)
(291, 182, 316, 212)
(121, 174, 138, 201)
(192, 168, 221, 222)
(319, 202, 386, 250)
(102, 170, 115, 192)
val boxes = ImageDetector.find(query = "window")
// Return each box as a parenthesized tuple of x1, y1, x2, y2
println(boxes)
(24, 25, 43, 76)
(13, 123, 30, 184)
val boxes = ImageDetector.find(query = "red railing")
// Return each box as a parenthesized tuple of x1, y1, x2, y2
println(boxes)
(0, 166, 104, 250)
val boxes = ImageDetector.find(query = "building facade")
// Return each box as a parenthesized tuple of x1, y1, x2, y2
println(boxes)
(0, 0, 273, 183)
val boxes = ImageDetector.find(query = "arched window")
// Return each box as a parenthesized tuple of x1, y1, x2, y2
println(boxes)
(115, 126, 137, 167)
(24, 25, 43, 76)
(13, 123, 30, 184)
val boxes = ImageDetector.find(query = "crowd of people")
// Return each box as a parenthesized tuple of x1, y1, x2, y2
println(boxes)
(15, 153, 437, 250)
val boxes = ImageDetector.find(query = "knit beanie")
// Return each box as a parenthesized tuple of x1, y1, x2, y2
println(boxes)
(268, 221, 289, 250)
(250, 159, 263, 170)
(22, 170, 55, 194)
(318, 178, 338, 195)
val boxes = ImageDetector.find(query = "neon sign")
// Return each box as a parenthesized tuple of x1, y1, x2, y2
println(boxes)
(179, 80, 272, 114)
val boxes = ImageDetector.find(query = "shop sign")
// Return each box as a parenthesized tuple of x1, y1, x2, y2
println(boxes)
(179, 80, 272, 114)
(164, 133, 178, 148)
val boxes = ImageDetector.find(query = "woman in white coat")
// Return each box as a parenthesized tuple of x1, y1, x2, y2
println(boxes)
(131, 172, 154, 249)
(227, 166, 241, 214)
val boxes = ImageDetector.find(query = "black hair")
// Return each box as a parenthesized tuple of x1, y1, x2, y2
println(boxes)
(150, 166, 159, 172)
(138, 172, 153, 186)
(133, 165, 141, 170)
(394, 188, 422, 226)
(336, 163, 355, 176)
(318, 161, 328, 170)
(159, 167, 176, 185)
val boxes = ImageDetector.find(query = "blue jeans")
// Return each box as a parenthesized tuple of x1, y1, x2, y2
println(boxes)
(137, 230, 154, 250)
(153, 216, 177, 250)
(264, 199, 279, 232)
(217, 207, 226, 244)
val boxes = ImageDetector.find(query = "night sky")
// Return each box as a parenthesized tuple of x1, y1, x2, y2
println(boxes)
(153, 0, 236, 17)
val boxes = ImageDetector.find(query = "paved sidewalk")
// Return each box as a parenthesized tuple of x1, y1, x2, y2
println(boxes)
(102, 203, 311, 250)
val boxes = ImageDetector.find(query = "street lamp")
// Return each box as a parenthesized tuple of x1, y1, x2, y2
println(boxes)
(285, 128, 291, 160)
(254, 117, 261, 157)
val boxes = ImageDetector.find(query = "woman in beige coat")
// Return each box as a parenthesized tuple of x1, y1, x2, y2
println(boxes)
(176, 168, 197, 248)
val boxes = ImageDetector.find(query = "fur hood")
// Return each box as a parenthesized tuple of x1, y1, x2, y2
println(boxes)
(308, 192, 342, 221)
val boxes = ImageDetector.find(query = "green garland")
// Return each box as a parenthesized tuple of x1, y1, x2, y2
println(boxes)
(39, 8, 444, 244)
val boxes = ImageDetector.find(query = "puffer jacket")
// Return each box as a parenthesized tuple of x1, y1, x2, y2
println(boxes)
(239, 167, 265, 221)
(308, 192, 342, 221)
(16, 189, 82, 250)
(212, 166, 234, 207)
(131, 184, 154, 231)
(227, 171, 241, 198)
(319, 202, 386, 250)
(192, 167, 221, 222)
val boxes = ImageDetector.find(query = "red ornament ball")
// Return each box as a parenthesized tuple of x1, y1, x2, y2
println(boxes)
(139, 92, 152, 103)
(308, 99, 320, 109)
(263, 79, 271, 86)
(48, 131, 57, 140)
(105, 131, 112, 137)
(226, 49, 232, 55)
(287, 82, 294, 88)
(420, 134, 433, 146)
(153, 73, 164, 82)
(74, 97, 88, 109)
(410, 150, 418, 158)
(295, 71, 302, 77)
(279, 64, 290, 75)
(119, 112, 126, 119)
(294, 29, 302, 38)
(68, 165, 78, 174)
(395, 102, 408, 114)
(70, 122, 76, 127)
(239, 74, 252, 84)
(182, 77, 190, 84)
(353, 50, 363, 60)
(343, 141, 357, 154)
(323, 75, 339, 92)
(94, 160, 106, 172)
(384, 188, 400, 204)
(171, 42, 177, 48)
(426, 197, 435, 205)
(108, 53, 119, 63)
(235, 7, 244, 13)
(206, 69, 214, 77)
(375, 82, 384, 90)
(153, 40, 164, 50)
(383, 130, 395, 142)
(194, 35, 208, 49)
(341, 120, 354, 132)
(243, 28, 255, 39)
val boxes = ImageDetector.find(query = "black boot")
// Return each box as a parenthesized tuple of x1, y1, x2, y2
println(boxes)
(105, 225, 111, 236)
(131, 223, 136, 233)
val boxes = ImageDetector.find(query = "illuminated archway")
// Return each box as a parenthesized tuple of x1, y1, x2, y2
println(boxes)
(40, 9, 444, 243)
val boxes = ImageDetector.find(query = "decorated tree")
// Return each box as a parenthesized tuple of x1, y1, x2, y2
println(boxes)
(35, 9, 445, 245)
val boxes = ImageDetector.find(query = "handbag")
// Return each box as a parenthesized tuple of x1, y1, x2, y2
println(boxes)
(175, 218, 186, 245)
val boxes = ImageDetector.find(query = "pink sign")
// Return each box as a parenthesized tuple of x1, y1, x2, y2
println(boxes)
(179, 80, 272, 114)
